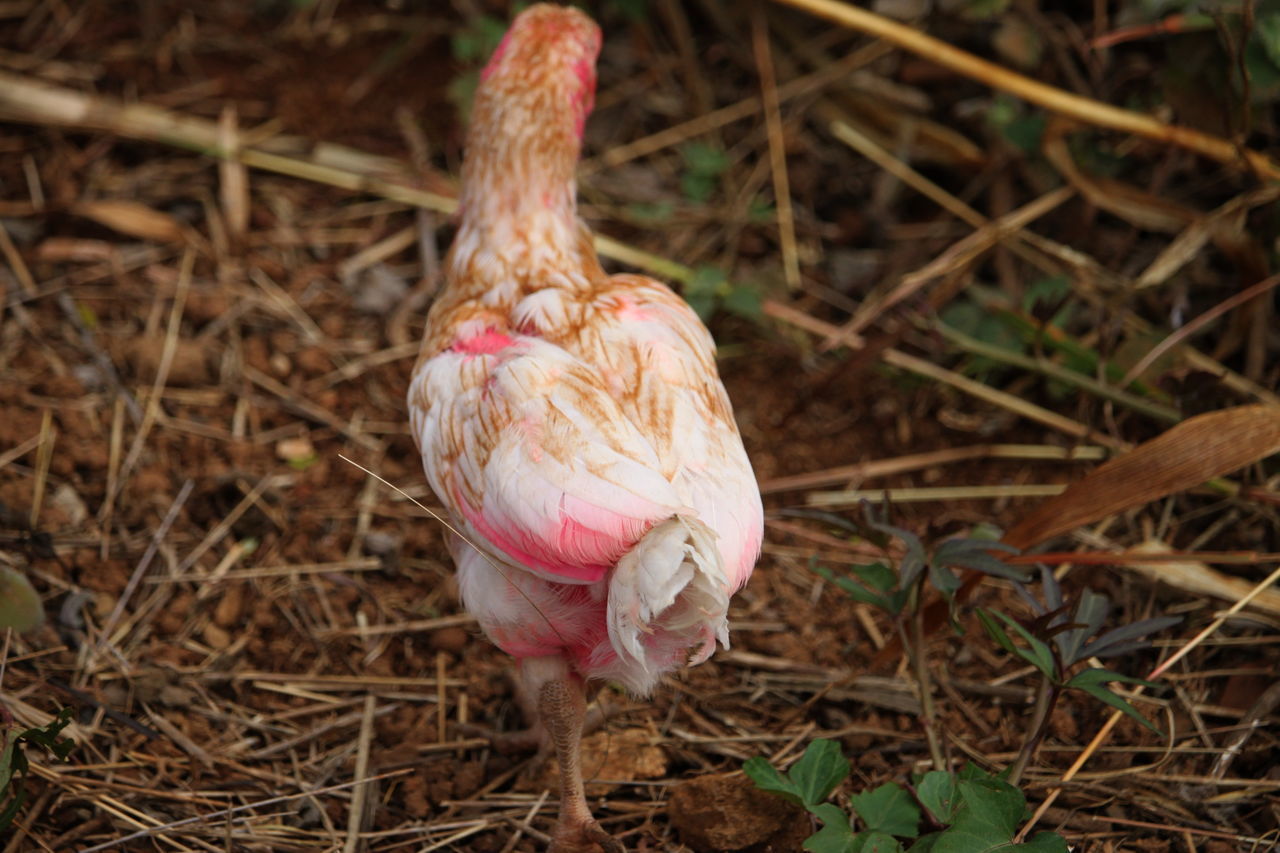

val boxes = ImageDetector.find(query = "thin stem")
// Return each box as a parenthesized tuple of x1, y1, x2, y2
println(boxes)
(1008, 680, 1058, 786)
(908, 582, 946, 771)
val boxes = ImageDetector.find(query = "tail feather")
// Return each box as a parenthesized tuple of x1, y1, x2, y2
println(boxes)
(605, 516, 730, 695)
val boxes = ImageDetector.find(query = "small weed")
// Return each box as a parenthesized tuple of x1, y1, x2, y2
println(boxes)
(679, 142, 730, 203)
(683, 265, 763, 322)
(447, 14, 509, 122)
(749, 505, 1180, 848)
(0, 706, 75, 832)
(744, 740, 1068, 852)
(978, 565, 1180, 782)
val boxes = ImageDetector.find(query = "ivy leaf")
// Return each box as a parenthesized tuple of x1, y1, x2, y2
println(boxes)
(850, 782, 920, 838)
(929, 777, 1031, 852)
(952, 778, 1023, 837)
(743, 756, 803, 806)
(916, 771, 959, 824)
(789, 739, 852, 807)
(805, 803, 859, 853)
(848, 830, 905, 852)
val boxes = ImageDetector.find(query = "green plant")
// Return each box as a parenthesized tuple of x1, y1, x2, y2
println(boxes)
(682, 265, 763, 322)
(678, 142, 730, 203)
(977, 566, 1180, 783)
(0, 706, 74, 832)
(447, 13, 510, 121)
(765, 506, 1182, 848)
(815, 505, 1026, 769)
(744, 740, 1068, 852)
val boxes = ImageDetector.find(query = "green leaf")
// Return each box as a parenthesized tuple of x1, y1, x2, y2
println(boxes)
(451, 15, 507, 62)
(681, 173, 717, 203)
(975, 609, 1019, 656)
(0, 732, 17, 792)
(743, 756, 803, 806)
(790, 739, 852, 807)
(934, 539, 1026, 583)
(993, 611, 1058, 680)
(0, 708, 75, 833)
(680, 142, 730, 202)
(909, 832, 943, 852)
(723, 285, 763, 321)
(1066, 669, 1162, 734)
(850, 782, 920, 838)
(1255, 12, 1280, 69)
(0, 785, 26, 834)
(928, 561, 962, 596)
(963, 0, 1011, 20)
(0, 566, 43, 632)
(626, 201, 675, 223)
(683, 266, 726, 320)
(681, 142, 731, 178)
(21, 708, 75, 759)
(821, 562, 905, 614)
(1081, 615, 1182, 661)
(605, 0, 649, 23)
(748, 197, 776, 223)
(852, 562, 898, 592)
(953, 778, 1023, 837)
(849, 830, 906, 853)
(915, 772, 959, 824)
(1020, 833, 1070, 852)
(447, 70, 481, 121)
(929, 778, 1026, 853)
(1021, 275, 1071, 313)
(806, 803, 859, 853)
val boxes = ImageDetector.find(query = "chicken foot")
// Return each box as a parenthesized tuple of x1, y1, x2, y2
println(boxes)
(522, 656, 625, 853)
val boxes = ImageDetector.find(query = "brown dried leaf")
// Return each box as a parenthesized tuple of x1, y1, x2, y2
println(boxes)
(1122, 541, 1280, 616)
(72, 200, 186, 243)
(1004, 405, 1280, 550)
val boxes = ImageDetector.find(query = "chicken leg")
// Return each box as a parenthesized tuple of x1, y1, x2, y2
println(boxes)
(521, 657, 625, 853)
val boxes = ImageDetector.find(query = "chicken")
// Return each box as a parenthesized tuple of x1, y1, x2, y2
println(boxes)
(407, 5, 763, 850)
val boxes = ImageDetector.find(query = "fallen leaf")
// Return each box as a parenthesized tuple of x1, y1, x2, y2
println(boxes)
(1004, 405, 1280, 550)
(72, 200, 186, 243)
(1122, 541, 1280, 616)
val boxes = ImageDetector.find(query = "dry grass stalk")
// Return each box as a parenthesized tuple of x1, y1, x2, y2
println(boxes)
(751, 3, 802, 292)
(761, 443, 1107, 494)
(771, 0, 1280, 179)
(808, 484, 1069, 506)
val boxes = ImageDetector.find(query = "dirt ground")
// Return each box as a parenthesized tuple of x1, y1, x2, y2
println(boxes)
(1, 1, 1278, 851)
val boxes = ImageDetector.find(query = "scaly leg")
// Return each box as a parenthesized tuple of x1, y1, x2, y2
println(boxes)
(519, 656, 624, 853)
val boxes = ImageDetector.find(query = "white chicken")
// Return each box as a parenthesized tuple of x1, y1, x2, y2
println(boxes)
(408, 5, 763, 850)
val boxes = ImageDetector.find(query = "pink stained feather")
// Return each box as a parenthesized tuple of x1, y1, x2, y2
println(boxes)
(452, 327, 516, 356)
(407, 4, 763, 695)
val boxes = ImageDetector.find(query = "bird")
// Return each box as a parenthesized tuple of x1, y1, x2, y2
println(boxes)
(407, 5, 763, 850)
